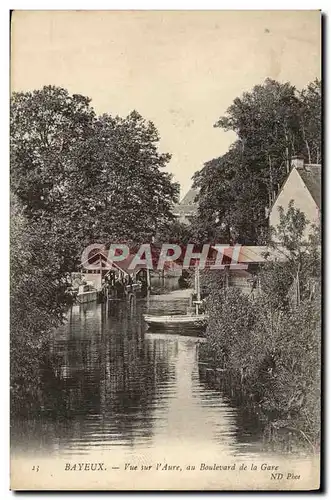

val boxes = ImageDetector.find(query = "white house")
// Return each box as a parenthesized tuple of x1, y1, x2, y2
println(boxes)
(269, 157, 321, 241)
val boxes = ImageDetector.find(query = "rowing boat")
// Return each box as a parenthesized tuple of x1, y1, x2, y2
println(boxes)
(143, 313, 208, 330)
(143, 265, 207, 332)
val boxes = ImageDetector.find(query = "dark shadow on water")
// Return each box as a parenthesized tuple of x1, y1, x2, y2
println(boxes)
(11, 286, 274, 458)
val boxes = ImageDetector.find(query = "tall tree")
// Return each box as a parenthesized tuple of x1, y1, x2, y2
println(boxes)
(11, 86, 95, 214)
(193, 78, 321, 244)
(10, 86, 179, 411)
(78, 110, 179, 244)
(11, 86, 179, 263)
(299, 79, 321, 164)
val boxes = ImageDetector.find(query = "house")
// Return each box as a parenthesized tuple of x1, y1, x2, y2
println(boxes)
(173, 188, 199, 225)
(269, 157, 321, 241)
(79, 248, 151, 293)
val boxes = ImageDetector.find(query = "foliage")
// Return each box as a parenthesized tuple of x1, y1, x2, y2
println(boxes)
(10, 195, 71, 413)
(155, 219, 193, 245)
(10, 86, 179, 412)
(263, 200, 321, 308)
(11, 86, 179, 257)
(201, 203, 321, 449)
(298, 79, 321, 164)
(81, 111, 179, 244)
(193, 78, 321, 244)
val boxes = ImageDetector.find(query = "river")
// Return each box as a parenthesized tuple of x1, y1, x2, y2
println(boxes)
(11, 278, 316, 490)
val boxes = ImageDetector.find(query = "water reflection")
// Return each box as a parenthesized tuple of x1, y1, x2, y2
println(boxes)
(11, 279, 270, 459)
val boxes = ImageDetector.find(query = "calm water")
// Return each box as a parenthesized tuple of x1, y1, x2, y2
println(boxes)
(11, 279, 278, 460)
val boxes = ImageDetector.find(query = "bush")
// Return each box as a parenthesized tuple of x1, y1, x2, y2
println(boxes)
(10, 197, 70, 414)
(201, 203, 321, 450)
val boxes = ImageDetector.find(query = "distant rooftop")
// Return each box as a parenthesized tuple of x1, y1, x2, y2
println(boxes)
(180, 188, 199, 205)
(173, 187, 199, 219)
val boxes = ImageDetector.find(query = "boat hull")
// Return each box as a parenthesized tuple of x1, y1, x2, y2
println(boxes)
(77, 290, 98, 304)
(143, 314, 208, 331)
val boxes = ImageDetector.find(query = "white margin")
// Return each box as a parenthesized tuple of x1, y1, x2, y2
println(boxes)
(2, 2, 329, 498)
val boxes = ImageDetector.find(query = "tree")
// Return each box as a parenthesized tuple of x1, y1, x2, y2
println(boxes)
(201, 203, 321, 449)
(262, 200, 321, 309)
(299, 79, 321, 164)
(11, 86, 95, 214)
(193, 78, 321, 244)
(10, 195, 71, 413)
(11, 86, 179, 266)
(10, 86, 180, 411)
(193, 142, 268, 244)
(155, 219, 194, 245)
(80, 111, 179, 244)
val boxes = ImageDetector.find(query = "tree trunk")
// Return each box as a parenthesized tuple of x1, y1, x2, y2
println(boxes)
(301, 121, 312, 164)
(284, 125, 290, 173)
(268, 154, 273, 208)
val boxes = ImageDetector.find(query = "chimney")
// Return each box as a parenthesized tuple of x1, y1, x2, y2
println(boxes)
(291, 155, 304, 170)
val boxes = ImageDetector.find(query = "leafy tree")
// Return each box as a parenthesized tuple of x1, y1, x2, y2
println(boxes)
(193, 142, 267, 244)
(11, 86, 179, 265)
(81, 111, 179, 244)
(10, 195, 71, 413)
(193, 78, 321, 244)
(262, 200, 321, 309)
(201, 203, 321, 449)
(155, 219, 194, 245)
(11, 86, 95, 214)
(299, 79, 321, 164)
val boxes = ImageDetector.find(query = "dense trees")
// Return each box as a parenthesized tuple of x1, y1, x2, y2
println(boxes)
(11, 86, 179, 271)
(11, 86, 180, 262)
(200, 203, 321, 450)
(194, 78, 321, 449)
(299, 80, 321, 164)
(193, 78, 321, 244)
(11, 86, 179, 411)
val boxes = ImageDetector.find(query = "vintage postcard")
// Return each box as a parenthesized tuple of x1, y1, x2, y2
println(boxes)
(10, 10, 321, 491)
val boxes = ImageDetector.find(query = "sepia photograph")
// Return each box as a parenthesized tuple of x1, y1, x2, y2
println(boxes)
(10, 9, 321, 491)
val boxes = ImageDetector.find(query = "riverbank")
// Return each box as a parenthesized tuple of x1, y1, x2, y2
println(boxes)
(11, 296, 273, 462)
(198, 285, 320, 454)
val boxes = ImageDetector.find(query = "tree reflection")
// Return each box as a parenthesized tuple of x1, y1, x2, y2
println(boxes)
(12, 302, 174, 454)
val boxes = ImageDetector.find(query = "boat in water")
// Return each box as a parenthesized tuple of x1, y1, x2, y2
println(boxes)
(143, 265, 207, 332)
(143, 312, 207, 330)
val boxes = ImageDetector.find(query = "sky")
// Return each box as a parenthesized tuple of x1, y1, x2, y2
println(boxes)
(11, 10, 321, 198)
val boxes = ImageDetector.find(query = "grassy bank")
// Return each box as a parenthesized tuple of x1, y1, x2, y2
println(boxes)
(199, 205, 321, 452)
(199, 286, 320, 452)
(10, 198, 72, 415)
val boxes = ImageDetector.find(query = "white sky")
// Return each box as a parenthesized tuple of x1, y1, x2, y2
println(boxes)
(11, 10, 321, 197)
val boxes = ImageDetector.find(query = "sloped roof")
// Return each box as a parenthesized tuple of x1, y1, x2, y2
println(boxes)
(180, 188, 199, 205)
(80, 250, 148, 275)
(219, 246, 288, 263)
(270, 163, 322, 213)
(297, 164, 321, 209)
